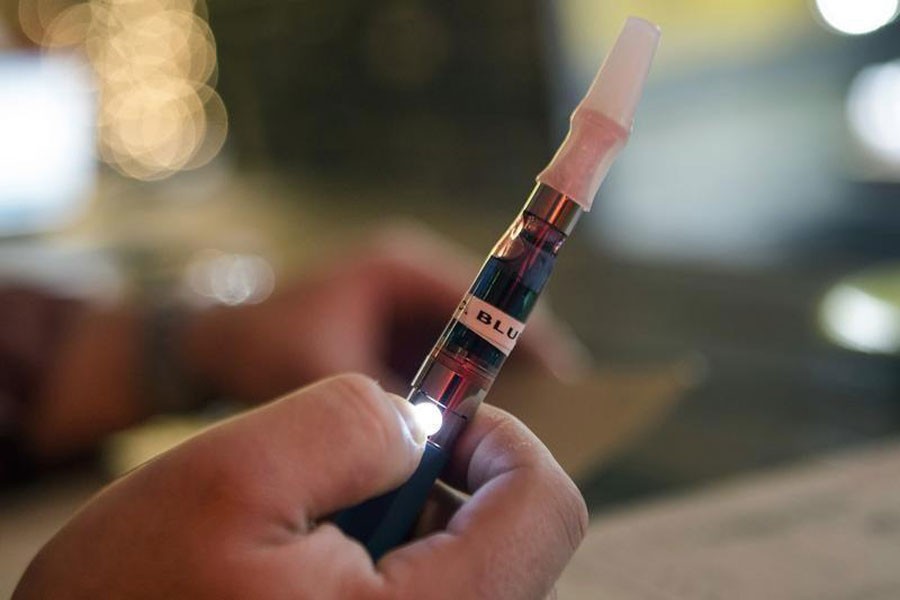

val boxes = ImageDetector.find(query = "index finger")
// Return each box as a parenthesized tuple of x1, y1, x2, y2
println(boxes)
(378, 404, 588, 599)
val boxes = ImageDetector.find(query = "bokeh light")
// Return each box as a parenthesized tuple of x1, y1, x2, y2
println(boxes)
(0, 55, 94, 234)
(184, 249, 275, 306)
(847, 60, 900, 166)
(814, 0, 899, 35)
(820, 284, 900, 354)
(18, 0, 227, 181)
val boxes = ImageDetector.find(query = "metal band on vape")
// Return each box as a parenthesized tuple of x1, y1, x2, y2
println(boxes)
(409, 359, 488, 448)
(522, 184, 582, 235)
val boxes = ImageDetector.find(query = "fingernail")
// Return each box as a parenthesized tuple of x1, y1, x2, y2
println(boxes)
(387, 393, 427, 446)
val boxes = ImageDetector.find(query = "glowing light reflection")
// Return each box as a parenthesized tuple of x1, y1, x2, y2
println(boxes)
(411, 402, 443, 437)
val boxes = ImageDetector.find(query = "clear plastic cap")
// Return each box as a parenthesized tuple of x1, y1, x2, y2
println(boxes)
(536, 17, 660, 210)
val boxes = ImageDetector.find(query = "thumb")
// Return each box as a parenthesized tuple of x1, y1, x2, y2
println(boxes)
(199, 373, 426, 523)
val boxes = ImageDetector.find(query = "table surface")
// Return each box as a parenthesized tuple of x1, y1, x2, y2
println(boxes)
(560, 438, 900, 599)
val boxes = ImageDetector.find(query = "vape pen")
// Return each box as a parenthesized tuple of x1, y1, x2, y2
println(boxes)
(334, 17, 660, 560)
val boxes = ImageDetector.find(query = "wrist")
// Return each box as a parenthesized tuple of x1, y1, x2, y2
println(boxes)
(142, 302, 219, 414)
(26, 307, 148, 462)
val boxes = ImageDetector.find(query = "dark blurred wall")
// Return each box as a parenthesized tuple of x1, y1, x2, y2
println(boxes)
(210, 0, 551, 193)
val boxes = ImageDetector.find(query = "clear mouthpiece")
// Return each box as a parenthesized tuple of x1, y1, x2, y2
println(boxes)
(581, 17, 660, 130)
(536, 17, 660, 211)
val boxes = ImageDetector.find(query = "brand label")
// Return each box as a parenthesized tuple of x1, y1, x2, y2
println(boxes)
(454, 294, 525, 356)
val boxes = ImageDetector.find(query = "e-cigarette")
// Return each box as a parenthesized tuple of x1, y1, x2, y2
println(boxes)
(334, 17, 660, 560)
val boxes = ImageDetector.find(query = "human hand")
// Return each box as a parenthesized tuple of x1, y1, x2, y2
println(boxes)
(15, 374, 587, 599)
(182, 223, 590, 403)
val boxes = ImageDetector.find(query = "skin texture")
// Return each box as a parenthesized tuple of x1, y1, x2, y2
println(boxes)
(26, 225, 589, 462)
(15, 374, 588, 599)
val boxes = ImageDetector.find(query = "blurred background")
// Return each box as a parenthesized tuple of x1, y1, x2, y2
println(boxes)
(1, 0, 900, 534)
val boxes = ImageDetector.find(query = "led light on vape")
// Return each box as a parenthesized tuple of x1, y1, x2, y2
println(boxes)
(814, 0, 899, 35)
(411, 402, 443, 437)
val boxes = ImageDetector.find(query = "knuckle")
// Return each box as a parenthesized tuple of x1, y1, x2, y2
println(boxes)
(363, 221, 441, 273)
(548, 472, 589, 554)
(328, 373, 385, 407)
(346, 579, 391, 600)
(324, 373, 401, 458)
(308, 525, 391, 600)
(179, 430, 258, 502)
(366, 220, 421, 255)
(139, 432, 252, 518)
